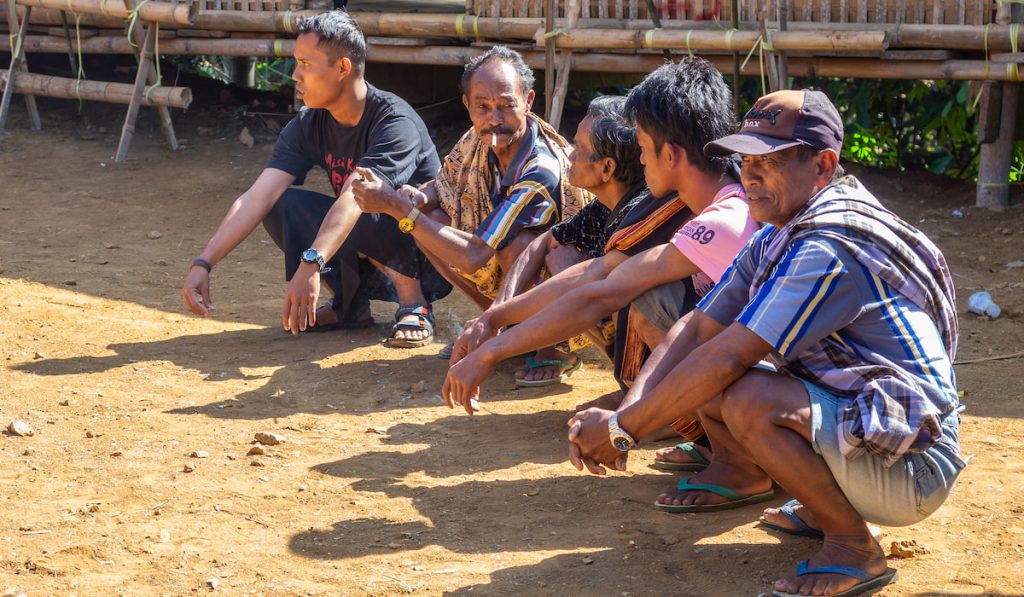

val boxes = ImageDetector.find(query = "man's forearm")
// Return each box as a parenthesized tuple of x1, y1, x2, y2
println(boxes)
(410, 214, 495, 274)
(309, 188, 363, 260)
(494, 231, 553, 305)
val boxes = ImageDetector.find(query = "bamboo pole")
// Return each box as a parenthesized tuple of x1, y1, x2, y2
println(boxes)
(15, 0, 195, 26)
(533, 27, 889, 51)
(2, 4, 124, 26)
(0, 1, 40, 132)
(543, 0, 554, 118)
(0, 69, 192, 107)
(115, 19, 155, 161)
(7, 34, 1024, 81)
(125, 0, 178, 151)
(549, 0, 579, 129)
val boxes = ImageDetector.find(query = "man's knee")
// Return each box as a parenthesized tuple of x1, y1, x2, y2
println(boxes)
(718, 370, 787, 437)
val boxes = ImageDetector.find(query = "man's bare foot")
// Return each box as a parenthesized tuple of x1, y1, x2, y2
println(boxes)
(655, 463, 770, 508)
(654, 442, 712, 467)
(515, 347, 579, 384)
(575, 390, 624, 412)
(773, 535, 890, 596)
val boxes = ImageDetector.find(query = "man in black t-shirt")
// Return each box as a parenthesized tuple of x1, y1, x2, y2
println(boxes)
(181, 11, 450, 346)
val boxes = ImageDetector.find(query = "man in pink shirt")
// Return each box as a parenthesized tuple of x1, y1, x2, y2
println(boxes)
(442, 58, 759, 419)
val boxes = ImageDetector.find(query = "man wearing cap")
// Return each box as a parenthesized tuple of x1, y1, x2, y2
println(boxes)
(566, 89, 966, 597)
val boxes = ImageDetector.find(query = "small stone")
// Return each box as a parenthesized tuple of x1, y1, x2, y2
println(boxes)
(410, 380, 426, 393)
(190, 450, 209, 459)
(58, 400, 70, 406)
(88, 504, 100, 513)
(581, 556, 594, 565)
(298, 485, 307, 492)
(103, 243, 120, 249)
(182, 463, 195, 473)
(159, 529, 171, 543)
(64, 280, 77, 286)
(21, 448, 35, 456)
(247, 446, 267, 456)
(33, 352, 45, 360)
(239, 127, 255, 148)
(387, 543, 402, 550)
(156, 259, 168, 266)
(7, 420, 34, 437)
(225, 454, 237, 461)
(366, 426, 388, 435)
(110, 450, 123, 457)
(525, 488, 540, 497)
(254, 432, 284, 446)
(85, 430, 102, 438)
(250, 459, 266, 467)
(257, 476, 269, 482)
(660, 536, 680, 546)
(890, 539, 929, 558)
(147, 230, 162, 240)
(1006, 260, 1024, 269)
(207, 578, 219, 590)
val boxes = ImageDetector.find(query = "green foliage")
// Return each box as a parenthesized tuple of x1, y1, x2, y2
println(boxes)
(169, 57, 295, 91)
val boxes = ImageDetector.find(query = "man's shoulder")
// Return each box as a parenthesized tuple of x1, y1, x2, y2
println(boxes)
(364, 83, 421, 123)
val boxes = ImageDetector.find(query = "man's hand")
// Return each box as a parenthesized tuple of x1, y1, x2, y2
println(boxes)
(182, 266, 214, 316)
(351, 167, 408, 219)
(397, 184, 430, 210)
(567, 408, 627, 475)
(449, 316, 498, 367)
(282, 263, 320, 335)
(441, 349, 497, 415)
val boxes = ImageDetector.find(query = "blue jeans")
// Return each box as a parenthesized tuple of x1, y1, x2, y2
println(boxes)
(804, 380, 967, 527)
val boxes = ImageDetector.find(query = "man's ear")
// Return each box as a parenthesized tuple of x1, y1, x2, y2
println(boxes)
(338, 56, 353, 80)
(600, 157, 616, 183)
(817, 149, 839, 183)
(461, 94, 470, 111)
(525, 89, 536, 110)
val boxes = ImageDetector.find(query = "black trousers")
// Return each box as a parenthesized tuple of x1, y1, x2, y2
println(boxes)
(262, 188, 451, 322)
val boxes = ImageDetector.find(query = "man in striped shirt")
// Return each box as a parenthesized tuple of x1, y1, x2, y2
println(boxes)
(567, 90, 966, 597)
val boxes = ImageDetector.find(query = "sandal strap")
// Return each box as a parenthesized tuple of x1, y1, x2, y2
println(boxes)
(674, 476, 744, 501)
(779, 500, 819, 536)
(525, 356, 574, 370)
(673, 442, 711, 467)
(795, 560, 873, 582)
(395, 304, 434, 326)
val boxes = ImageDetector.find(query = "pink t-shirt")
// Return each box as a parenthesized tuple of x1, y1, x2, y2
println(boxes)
(671, 183, 758, 297)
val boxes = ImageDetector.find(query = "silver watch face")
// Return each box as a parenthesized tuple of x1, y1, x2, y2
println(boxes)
(301, 249, 321, 264)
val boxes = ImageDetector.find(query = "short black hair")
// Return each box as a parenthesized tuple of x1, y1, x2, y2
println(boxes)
(625, 57, 734, 175)
(298, 10, 366, 74)
(585, 96, 643, 187)
(460, 45, 535, 97)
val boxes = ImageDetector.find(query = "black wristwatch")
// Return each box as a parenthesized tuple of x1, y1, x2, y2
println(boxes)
(301, 248, 331, 274)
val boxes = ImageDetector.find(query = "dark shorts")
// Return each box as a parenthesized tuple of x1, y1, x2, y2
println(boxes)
(630, 278, 700, 333)
(262, 188, 452, 322)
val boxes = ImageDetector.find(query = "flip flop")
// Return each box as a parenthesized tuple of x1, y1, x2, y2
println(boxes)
(653, 476, 775, 513)
(759, 499, 825, 538)
(514, 355, 583, 388)
(773, 561, 898, 597)
(437, 343, 454, 360)
(650, 441, 711, 472)
(385, 305, 434, 348)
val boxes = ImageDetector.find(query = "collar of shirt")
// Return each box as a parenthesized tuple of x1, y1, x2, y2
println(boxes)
(488, 114, 540, 194)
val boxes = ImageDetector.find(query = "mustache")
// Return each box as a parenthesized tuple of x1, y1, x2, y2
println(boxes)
(483, 126, 514, 136)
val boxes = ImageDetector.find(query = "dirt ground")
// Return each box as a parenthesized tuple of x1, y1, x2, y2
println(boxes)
(1, 94, 1023, 597)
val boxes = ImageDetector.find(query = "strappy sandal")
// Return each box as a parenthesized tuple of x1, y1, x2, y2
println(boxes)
(386, 305, 435, 348)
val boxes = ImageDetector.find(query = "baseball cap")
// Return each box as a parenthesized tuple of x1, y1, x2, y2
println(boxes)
(704, 89, 844, 157)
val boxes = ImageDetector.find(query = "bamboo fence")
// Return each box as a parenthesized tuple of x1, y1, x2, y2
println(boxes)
(0, 69, 192, 107)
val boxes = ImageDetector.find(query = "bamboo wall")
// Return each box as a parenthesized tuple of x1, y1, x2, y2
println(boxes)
(466, 0, 997, 25)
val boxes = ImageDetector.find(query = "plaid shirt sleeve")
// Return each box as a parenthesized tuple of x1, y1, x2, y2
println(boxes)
(475, 156, 561, 250)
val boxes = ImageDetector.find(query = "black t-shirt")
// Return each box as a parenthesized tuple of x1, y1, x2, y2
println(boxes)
(267, 83, 440, 194)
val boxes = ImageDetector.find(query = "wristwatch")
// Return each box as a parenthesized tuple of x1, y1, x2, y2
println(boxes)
(300, 248, 330, 274)
(608, 412, 638, 452)
(398, 207, 421, 234)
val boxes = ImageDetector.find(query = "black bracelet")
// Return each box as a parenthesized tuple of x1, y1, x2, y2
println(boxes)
(191, 258, 212, 273)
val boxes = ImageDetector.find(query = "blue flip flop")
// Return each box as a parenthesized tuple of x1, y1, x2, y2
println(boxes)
(759, 499, 824, 538)
(653, 476, 774, 513)
(773, 560, 897, 597)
